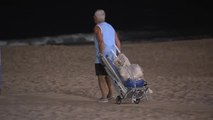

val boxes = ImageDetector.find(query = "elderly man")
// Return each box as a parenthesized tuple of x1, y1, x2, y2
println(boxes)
(93, 9, 121, 102)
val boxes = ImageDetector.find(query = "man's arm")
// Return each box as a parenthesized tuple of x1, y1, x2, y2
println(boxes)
(94, 26, 104, 54)
(115, 32, 121, 51)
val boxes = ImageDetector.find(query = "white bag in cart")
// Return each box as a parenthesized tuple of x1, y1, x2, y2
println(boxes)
(113, 52, 144, 81)
(119, 64, 144, 81)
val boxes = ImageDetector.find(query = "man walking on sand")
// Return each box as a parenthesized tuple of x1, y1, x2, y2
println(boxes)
(93, 9, 121, 103)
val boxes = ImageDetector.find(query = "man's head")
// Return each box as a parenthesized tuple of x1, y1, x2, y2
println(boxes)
(94, 9, 105, 24)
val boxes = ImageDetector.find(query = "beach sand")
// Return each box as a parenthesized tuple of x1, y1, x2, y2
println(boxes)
(0, 38, 212, 120)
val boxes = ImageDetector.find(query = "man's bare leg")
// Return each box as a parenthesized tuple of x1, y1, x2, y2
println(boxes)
(105, 76, 113, 98)
(98, 75, 107, 98)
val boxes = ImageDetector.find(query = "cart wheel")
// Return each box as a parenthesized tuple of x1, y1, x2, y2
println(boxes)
(116, 96, 122, 104)
(134, 99, 140, 104)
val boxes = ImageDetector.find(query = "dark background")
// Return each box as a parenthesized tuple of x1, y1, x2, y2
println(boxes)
(0, 0, 212, 40)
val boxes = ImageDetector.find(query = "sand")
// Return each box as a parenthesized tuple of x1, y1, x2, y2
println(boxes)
(0, 38, 213, 120)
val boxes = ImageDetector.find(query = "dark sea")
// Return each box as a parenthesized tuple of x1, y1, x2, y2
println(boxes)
(1, 28, 213, 47)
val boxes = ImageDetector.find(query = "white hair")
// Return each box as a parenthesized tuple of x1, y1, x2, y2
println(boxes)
(94, 9, 105, 22)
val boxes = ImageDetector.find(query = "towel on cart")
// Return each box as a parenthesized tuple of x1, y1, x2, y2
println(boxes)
(113, 53, 144, 81)
(114, 53, 131, 67)
(120, 64, 144, 81)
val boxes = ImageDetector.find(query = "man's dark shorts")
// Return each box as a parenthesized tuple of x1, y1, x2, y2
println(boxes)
(95, 63, 108, 76)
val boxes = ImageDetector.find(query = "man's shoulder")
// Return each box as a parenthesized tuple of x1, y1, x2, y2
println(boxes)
(104, 22, 112, 26)
(94, 25, 102, 34)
